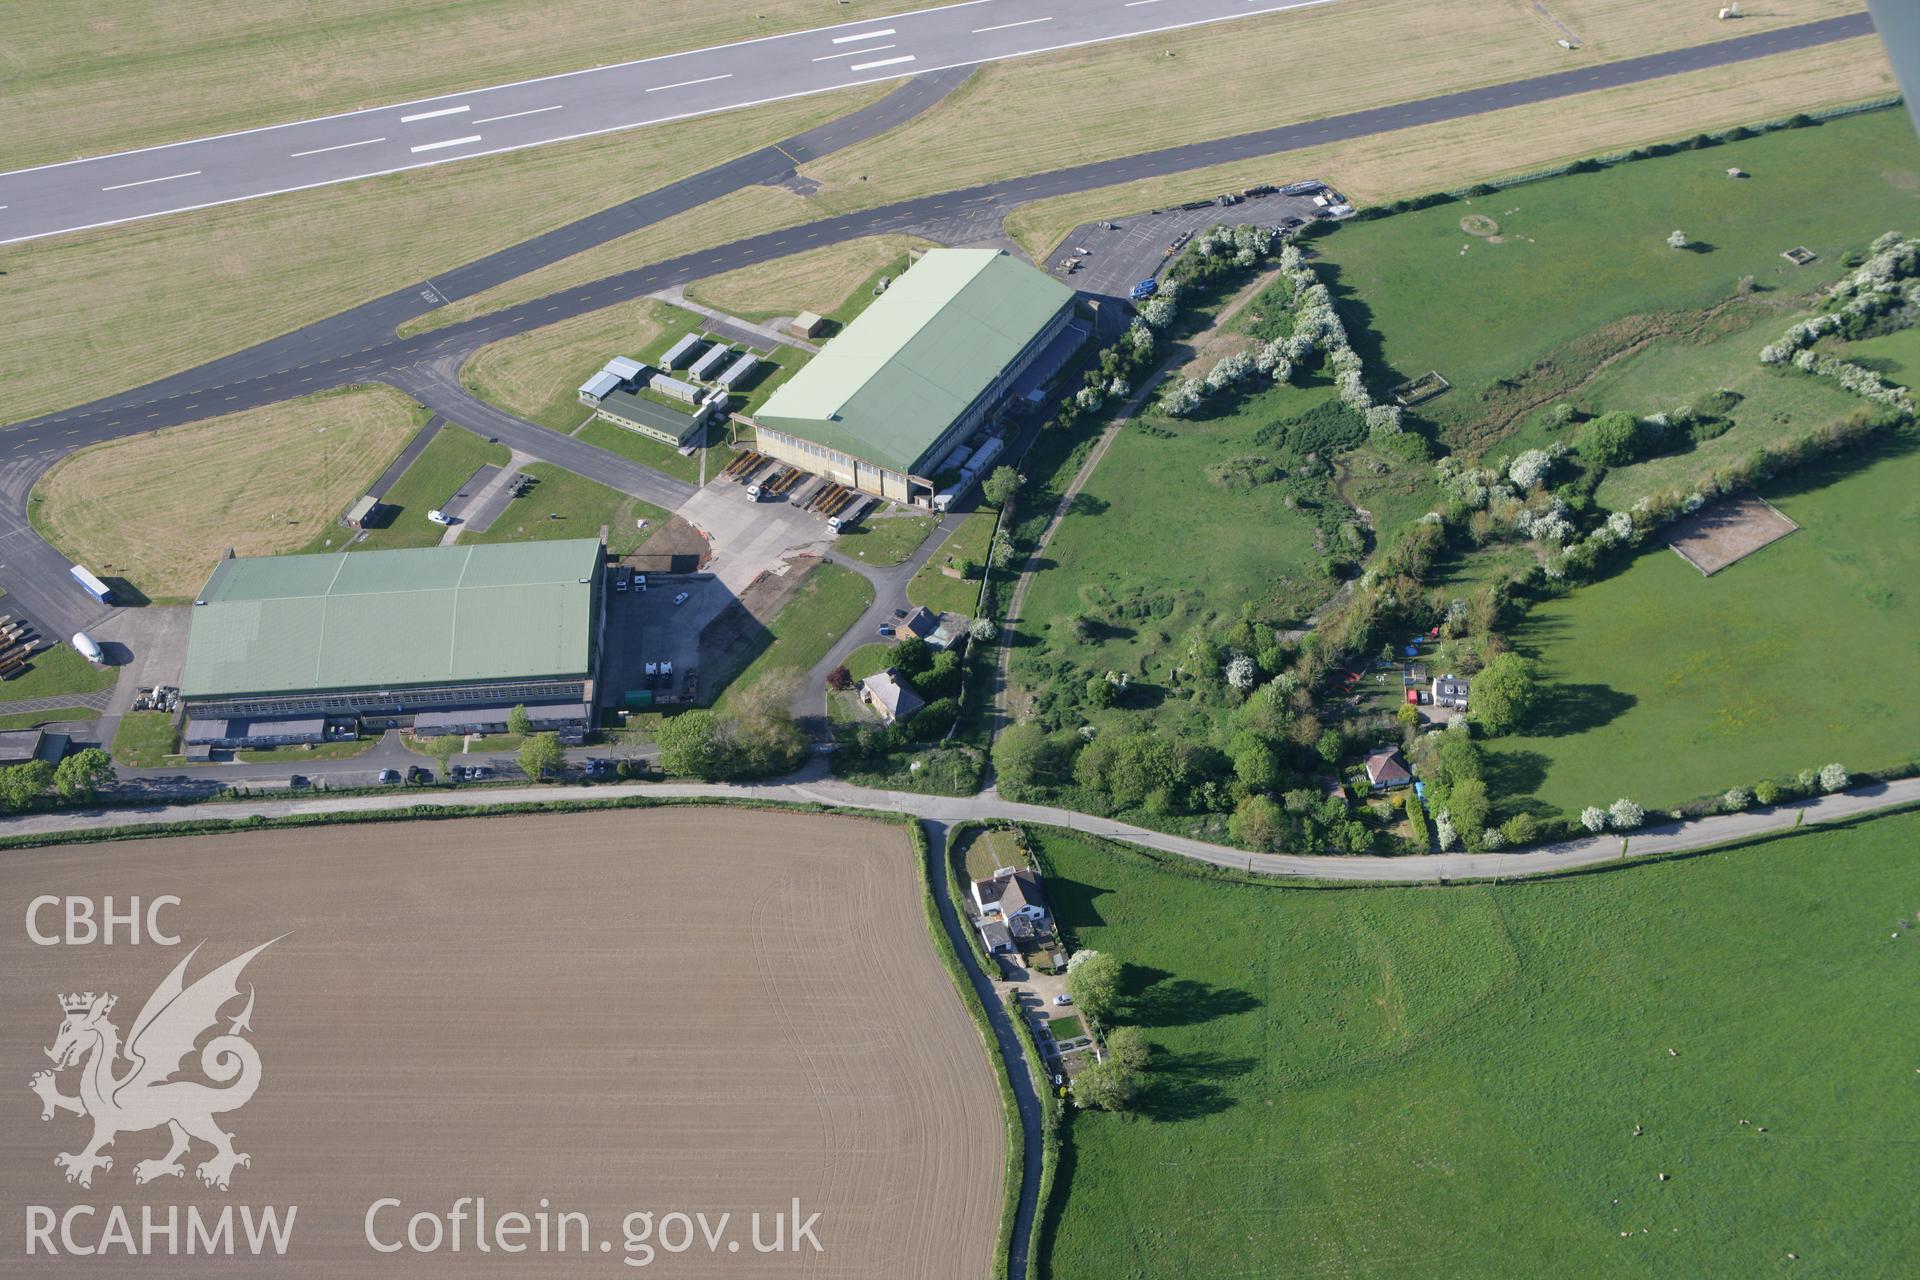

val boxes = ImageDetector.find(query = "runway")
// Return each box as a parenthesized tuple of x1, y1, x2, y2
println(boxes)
(0, 0, 1341, 246)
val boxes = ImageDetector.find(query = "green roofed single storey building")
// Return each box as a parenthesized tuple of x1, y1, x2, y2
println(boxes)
(181, 539, 605, 741)
(743, 248, 1075, 504)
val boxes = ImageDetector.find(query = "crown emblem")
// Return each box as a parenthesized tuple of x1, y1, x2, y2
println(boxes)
(60, 992, 115, 1015)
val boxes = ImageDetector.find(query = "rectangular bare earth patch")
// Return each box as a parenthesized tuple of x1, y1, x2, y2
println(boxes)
(1664, 493, 1800, 575)
(0, 808, 1004, 1277)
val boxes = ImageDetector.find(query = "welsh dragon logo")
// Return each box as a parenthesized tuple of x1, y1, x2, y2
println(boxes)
(29, 938, 282, 1191)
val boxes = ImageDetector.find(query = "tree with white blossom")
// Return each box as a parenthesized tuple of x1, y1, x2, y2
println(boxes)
(1509, 449, 1552, 490)
(1580, 806, 1608, 833)
(1161, 377, 1204, 417)
(1608, 798, 1644, 830)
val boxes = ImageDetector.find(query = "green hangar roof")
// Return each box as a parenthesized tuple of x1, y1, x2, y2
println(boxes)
(754, 248, 1073, 474)
(182, 539, 602, 699)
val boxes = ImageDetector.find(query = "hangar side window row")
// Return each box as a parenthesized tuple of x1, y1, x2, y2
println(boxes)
(187, 678, 590, 720)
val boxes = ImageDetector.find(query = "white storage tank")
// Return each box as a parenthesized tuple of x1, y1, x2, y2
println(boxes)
(72, 631, 105, 664)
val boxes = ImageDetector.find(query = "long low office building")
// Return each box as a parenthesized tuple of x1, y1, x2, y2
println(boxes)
(743, 248, 1076, 504)
(181, 540, 606, 736)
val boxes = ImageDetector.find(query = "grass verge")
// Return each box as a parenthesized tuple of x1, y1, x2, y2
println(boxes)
(111, 712, 179, 768)
(32, 385, 426, 601)
(685, 235, 932, 325)
(0, 646, 118, 706)
(908, 510, 996, 617)
(832, 513, 936, 567)
(343, 424, 510, 552)
(907, 819, 1025, 1280)
(459, 462, 667, 557)
(0, 707, 99, 731)
(711, 562, 874, 711)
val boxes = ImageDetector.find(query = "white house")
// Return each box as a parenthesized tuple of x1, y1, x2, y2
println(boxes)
(972, 867, 1050, 924)
(1431, 674, 1470, 710)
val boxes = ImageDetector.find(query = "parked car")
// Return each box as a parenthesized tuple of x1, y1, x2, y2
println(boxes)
(288, 775, 309, 789)
(615, 567, 630, 592)
(1129, 279, 1158, 301)
(378, 769, 401, 784)
(633, 574, 647, 592)
(407, 766, 432, 784)
(427, 509, 454, 526)
(1053, 994, 1074, 1006)
(470, 765, 493, 779)
(673, 591, 689, 606)
(877, 624, 895, 637)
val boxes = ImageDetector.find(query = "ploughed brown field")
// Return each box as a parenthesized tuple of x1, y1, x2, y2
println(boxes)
(0, 808, 1003, 1277)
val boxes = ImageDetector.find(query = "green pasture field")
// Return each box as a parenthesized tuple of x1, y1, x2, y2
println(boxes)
(1842, 324, 1920, 386)
(1032, 810, 1920, 1278)
(1484, 430, 1920, 819)
(1573, 313, 1863, 510)
(1315, 108, 1920, 453)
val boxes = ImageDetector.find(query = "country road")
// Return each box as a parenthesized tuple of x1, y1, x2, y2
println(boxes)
(5, 761, 1914, 884)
